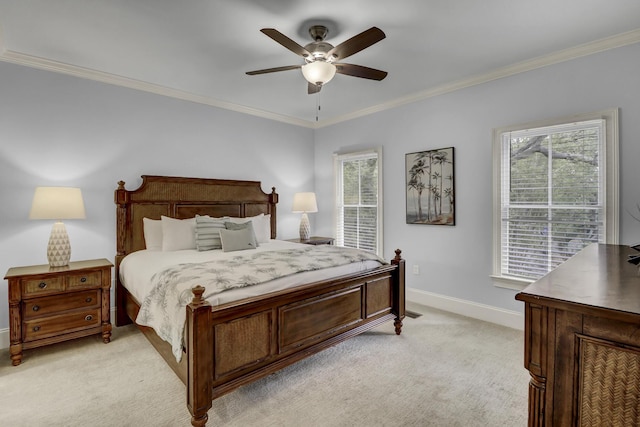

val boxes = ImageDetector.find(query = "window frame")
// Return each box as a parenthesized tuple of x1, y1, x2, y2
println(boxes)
(333, 147, 384, 257)
(492, 109, 619, 290)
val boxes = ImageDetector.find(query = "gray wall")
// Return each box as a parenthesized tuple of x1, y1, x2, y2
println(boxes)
(314, 42, 640, 312)
(0, 61, 314, 331)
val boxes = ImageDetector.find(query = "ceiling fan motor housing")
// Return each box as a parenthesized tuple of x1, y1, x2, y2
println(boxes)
(303, 42, 334, 62)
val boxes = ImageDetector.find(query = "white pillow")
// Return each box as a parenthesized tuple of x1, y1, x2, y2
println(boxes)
(161, 216, 196, 251)
(142, 218, 162, 251)
(228, 213, 271, 243)
(259, 214, 272, 242)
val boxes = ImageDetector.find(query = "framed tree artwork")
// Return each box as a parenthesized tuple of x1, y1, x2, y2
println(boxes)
(406, 147, 455, 225)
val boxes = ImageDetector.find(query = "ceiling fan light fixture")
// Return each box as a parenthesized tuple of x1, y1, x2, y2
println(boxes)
(301, 61, 336, 85)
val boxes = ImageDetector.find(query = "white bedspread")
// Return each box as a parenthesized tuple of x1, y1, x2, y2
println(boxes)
(119, 240, 386, 361)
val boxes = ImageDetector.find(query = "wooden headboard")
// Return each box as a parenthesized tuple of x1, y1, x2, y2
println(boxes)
(114, 175, 278, 262)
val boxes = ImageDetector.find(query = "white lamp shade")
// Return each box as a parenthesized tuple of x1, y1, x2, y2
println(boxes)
(29, 187, 85, 267)
(292, 192, 318, 213)
(29, 187, 86, 220)
(301, 61, 336, 85)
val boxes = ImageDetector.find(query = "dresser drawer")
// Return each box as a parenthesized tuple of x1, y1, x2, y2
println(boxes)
(67, 270, 102, 290)
(23, 290, 101, 319)
(22, 276, 64, 297)
(23, 308, 101, 342)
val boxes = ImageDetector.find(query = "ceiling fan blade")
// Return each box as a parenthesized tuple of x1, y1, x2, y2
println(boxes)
(308, 82, 322, 94)
(327, 27, 386, 60)
(334, 63, 388, 80)
(246, 65, 302, 75)
(261, 28, 311, 58)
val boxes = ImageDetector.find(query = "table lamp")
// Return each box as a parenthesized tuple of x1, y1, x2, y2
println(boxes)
(292, 192, 318, 241)
(29, 187, 86, 267)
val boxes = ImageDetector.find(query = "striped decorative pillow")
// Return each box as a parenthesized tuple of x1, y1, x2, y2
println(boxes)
(195, 215, 228, 251)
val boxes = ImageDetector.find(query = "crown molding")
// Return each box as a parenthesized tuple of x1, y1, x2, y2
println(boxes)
(0, 50, 316, 129)
(316, 28, 640, 128)
(1, 28, 638, 130)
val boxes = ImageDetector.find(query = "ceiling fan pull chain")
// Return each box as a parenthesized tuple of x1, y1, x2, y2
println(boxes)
(316, 91, 321, 122)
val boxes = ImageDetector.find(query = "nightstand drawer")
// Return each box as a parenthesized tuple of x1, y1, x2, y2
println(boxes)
(67, 270, 102, 290)
(23, 290, 101, 319)
(22, 276, 64, 296)
(23, 308, 101, 342)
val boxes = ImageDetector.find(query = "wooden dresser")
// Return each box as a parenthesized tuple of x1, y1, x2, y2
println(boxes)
(516, 244, 640, 426)
(5, 258, 113, 366)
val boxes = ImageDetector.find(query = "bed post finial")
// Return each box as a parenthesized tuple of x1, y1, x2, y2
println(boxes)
(191, 285, 206, 305)
(117, 180, 125, 190)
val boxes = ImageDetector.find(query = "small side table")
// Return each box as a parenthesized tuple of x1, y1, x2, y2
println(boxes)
(5, 258, 113, 366)
(287, 236, 335, 246)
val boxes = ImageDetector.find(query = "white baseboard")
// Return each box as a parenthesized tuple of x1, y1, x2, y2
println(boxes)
(0, 327, 7, 350)
(407, 287, 524, 331)
(0, 307, 118, 351)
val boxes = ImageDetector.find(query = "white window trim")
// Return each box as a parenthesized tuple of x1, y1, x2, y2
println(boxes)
(333, 147, 384, 257)
(492, 109, 619, 290)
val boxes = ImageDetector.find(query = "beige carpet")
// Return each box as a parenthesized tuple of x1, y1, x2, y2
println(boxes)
(0, 304, 529, 426)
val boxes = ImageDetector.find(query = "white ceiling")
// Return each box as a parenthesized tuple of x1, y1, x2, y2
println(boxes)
(1, 0, 640, 127)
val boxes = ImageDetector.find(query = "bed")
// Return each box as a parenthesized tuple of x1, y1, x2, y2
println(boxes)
(114, 175, 406, 426)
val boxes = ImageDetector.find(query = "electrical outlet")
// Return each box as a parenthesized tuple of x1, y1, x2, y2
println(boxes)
(412, 264, 419, 275)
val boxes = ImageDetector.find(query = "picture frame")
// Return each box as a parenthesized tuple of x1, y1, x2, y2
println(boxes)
(406, 147, 455, 225)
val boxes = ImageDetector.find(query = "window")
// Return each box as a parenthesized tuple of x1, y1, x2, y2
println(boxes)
(334, 148, 383, 256)
(492, 110, 618, 288)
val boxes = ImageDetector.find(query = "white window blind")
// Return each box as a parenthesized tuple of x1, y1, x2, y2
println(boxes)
(334, 149, 382, 256)
(493, 110, 619, 287)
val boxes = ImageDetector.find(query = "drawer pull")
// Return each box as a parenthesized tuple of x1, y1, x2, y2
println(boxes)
(38, 282, 47, 289)
(32, 305, 40, 312)
(80, 277, 87, 283)
(85, 315, 93, 321)
(85, 297, 92, 303)
(33, 325, 41, 332)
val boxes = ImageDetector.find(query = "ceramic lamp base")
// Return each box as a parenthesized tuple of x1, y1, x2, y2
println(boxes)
(299, 213, 310, 241)
(47, 221, 71, 267)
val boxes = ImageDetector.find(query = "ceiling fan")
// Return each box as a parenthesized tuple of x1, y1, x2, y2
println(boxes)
(246, 25, 388, 94)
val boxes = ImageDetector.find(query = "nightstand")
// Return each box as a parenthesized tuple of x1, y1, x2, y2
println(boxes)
(4, 258, 113, 366)
(287, 236, 335, 245)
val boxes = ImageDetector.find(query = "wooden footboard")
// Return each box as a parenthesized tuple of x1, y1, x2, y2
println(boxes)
(186, 251, 405, 426)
